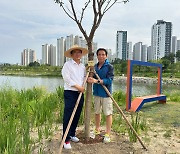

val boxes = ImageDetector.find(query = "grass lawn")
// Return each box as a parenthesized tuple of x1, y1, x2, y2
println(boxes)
(140, 101, 180, 128)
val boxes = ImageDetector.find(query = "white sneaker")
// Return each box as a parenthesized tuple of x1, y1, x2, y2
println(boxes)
(63, 142, 72, 149)
(70, 136, 79, 142)
(103, 134, 111, 143)
(90, 130, 100, 139)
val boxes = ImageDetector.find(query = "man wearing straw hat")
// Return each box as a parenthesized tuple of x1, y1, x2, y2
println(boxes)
(61, 45, 88, 149)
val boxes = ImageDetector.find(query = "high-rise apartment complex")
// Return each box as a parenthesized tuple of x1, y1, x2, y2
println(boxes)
(21, 19, 180, 65)
(177, 40, 180, 52)
(171, 36, 177, 54)
(21, 49, 29, 66)
(57, 37, 65, 67)
(133, 42, 148, 62)
(49, 44, 57, 66)
(42, 44, 49, 65)
(64, 34, 74, 62)
(127, 42, 133, 60)
(56, 34, 98, 65)
(141, 45, 147, 62)
(151, 20, 172, 60)
(65, 34, 74, 51)
(21, 48, 36, 66)
(74, 35, 88, 64)
(147, 46, 152, 61)
(116, 31, 127, 60)
(42, 44, 56, 66)
(106, 49, 112, 62)
(133, 42, 142, 61)
(29, 50, 36, 64)
(74, 35, 83, 46)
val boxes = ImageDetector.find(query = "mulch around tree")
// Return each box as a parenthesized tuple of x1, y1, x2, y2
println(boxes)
(76, 130, 105, 144)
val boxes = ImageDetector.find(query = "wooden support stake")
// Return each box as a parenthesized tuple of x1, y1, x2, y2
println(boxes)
(94, 70, 147, 151)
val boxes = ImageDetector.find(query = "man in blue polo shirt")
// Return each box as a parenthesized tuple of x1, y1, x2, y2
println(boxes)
(88, 48, 114, 143)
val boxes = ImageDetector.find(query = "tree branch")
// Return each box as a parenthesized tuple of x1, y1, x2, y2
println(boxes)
(103, 0, 129, 14)
(89, 0, 103, 40)
(103, 0, 111, 14)
(54, 0, 129, 43)
(80, 0, 91, 24)
(55, 0, 76, 21)
(69, 0, 88, 40)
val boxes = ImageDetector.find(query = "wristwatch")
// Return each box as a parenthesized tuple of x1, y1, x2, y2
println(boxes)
(97, 80, 100, 84)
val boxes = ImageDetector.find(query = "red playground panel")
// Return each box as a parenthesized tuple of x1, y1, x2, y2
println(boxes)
(126, 60, 166, 112)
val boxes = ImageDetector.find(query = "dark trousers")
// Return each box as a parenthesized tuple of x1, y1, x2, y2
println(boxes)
(63, 90, 84, 142)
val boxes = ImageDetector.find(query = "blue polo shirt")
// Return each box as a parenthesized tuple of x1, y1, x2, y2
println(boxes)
(93, 59, 114, 98)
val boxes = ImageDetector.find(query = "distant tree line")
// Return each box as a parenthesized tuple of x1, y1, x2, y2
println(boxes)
(0, 51, 180, 78)
(0, 61, 62, 77)
(111, 51, 180, 78)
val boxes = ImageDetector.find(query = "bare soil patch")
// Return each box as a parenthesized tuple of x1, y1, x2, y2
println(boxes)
(32, 127, 136, 154)
(32, 123, 180, 154)
(32, 101, 180, 154)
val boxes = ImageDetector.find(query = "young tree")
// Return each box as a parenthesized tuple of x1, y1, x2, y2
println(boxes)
(54, 0, 129, 138)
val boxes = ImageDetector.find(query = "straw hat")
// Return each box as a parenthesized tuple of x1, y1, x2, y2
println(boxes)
(64, 45, 88, 58)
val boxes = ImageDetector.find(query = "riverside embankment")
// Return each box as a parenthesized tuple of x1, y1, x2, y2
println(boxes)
(115, 76, 180, 86)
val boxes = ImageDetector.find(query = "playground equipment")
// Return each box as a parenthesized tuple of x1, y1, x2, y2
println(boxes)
(126, 60, 166, 112)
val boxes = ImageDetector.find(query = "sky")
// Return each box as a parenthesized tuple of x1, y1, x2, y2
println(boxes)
(0, 0, 180, 64)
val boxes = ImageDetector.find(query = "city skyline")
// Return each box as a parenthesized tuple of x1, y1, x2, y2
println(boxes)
(0, 0, 180, 64)
(21, 27, 179, 66)
(21, 34, 98, 66)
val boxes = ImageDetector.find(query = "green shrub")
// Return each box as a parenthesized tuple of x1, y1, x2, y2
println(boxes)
(113, 90, 126, 107)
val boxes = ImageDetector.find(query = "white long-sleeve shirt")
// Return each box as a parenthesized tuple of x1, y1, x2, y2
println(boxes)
(62, 59, 86, 91)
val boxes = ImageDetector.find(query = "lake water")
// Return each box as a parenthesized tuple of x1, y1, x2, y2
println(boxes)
(0, 75, 179, 96)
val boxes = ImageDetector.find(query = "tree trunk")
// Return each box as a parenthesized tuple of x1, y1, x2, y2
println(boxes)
(84, 40, 94, 139)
